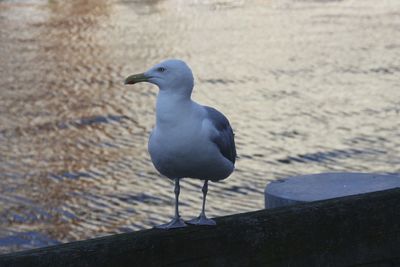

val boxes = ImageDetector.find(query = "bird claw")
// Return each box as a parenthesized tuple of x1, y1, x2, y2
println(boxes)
(155, 217, 187, 229)
(186, 214, 216, 226)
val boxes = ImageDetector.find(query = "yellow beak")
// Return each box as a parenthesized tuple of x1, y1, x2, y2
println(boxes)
(124, 73, 149, 85)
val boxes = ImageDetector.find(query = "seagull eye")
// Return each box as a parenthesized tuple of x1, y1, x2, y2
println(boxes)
(157, 67, 166, 72)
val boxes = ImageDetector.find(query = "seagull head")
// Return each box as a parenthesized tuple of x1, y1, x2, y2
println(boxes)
(124, 59, 194, 97)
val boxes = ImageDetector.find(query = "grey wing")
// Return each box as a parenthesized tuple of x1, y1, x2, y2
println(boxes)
(205, 106, 237, 165)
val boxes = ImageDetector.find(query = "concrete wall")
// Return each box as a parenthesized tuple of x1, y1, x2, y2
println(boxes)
(1, 188, 399, 267)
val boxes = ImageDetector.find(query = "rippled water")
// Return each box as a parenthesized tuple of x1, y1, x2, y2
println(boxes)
(1, 0, 399, 254)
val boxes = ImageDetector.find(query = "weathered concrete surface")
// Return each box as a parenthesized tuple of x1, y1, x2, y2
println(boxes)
(265, 172, 400, 208)
(1, 188, 399, 267)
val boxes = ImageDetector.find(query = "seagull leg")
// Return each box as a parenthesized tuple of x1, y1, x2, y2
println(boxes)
(187, 180, 216, 226)
(156, 178, 187, 229)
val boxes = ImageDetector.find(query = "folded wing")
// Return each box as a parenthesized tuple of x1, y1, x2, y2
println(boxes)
(205, 106, 237, 165)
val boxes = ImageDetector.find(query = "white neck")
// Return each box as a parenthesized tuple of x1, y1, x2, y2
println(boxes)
(155, 90, 192, 128)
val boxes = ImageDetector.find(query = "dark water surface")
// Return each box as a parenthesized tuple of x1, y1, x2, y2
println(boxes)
(1, 0, 400, 253)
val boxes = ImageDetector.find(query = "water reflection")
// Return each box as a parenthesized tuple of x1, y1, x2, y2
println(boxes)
(1, 0, 400, 254)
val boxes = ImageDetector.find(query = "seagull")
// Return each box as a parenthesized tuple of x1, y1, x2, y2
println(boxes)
(124, 59, 236, 229)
